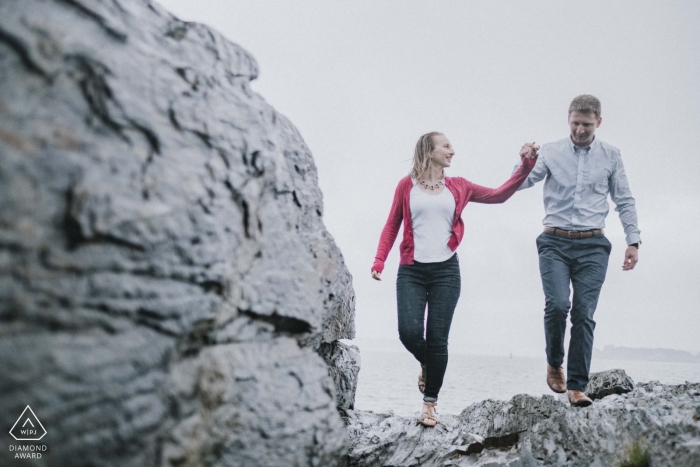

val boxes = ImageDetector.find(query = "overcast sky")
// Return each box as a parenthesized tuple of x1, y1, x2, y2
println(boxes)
(159, 0, 700, 356)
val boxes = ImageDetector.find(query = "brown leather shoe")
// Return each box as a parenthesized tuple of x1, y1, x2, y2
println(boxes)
(567, 390, 593, 407)
(546, 364, 567, 393)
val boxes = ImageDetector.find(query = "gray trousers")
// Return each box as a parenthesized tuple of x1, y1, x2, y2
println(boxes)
(536, 232, 611, 392)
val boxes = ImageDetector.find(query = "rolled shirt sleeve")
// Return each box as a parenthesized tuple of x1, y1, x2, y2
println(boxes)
(609, 153, 641, 245)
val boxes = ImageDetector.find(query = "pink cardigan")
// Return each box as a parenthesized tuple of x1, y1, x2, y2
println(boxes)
(371, 156, 537, 273)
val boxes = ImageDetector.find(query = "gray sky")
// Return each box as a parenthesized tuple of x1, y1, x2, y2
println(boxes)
(159, 0, 700, 356)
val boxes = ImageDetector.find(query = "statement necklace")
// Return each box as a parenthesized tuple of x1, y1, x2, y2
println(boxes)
(419, 179, 444, 191)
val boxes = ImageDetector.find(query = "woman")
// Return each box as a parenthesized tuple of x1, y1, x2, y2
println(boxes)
(371, 132, 538, 427)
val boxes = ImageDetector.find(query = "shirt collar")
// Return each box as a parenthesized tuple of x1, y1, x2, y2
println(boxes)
(568, 136, 596, 153)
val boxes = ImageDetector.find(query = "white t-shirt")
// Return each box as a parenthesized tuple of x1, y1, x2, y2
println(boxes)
(409, 182, 456, 263)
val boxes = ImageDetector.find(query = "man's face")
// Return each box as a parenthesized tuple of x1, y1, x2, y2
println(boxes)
(568, 111, 602, 147)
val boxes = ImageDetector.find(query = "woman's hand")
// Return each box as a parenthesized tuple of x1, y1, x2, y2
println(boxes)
(371, 270, 382, 281)
(520, 142, 540, 159)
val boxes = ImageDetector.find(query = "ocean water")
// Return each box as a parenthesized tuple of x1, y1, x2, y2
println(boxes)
(353, 346, 700, 417)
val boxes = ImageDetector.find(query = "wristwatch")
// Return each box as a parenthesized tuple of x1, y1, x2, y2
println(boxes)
(630, 242, 640, 249)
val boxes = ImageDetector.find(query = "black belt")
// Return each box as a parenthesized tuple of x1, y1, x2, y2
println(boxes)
(544, 227, 604, 239)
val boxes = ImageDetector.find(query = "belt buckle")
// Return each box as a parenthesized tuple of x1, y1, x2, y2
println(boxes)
(567, 230, 574, 238)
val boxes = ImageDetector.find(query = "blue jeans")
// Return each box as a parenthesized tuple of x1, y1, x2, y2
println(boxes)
(537, 232, 611, 392)
(396, 254, 461, 401)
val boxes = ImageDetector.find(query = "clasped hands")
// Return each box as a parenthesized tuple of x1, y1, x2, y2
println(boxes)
(520, 142, 540, 159)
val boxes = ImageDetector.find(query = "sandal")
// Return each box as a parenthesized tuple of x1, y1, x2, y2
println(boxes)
(420, 401, 438, 427)
(418, 364, 426, 394)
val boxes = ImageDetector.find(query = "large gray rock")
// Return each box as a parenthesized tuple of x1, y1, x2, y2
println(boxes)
(345, 410, 467, 466)
(585, 368, 635, 400)
(522, 381, 700, 466)
(459, 393, 564, 443)
(344, 376, 700, 467)
(319, 340, 361, 412)
(0, 0, 355, 466)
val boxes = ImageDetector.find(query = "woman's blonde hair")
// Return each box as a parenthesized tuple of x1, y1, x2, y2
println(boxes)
(409, 131, 444, 181)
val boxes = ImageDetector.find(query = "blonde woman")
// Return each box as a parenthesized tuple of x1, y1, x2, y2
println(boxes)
(371, 132, 538, 427)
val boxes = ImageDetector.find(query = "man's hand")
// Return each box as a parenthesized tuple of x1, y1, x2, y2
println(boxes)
(371, 270, 382, 281)
(520, 142, 540, 159)
(622, 246, 639, 271)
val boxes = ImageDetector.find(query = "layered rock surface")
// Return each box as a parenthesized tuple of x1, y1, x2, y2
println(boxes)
(345, 371, 700, 466)
(319, 340, 361, 412)
(0, 0, 355, 466)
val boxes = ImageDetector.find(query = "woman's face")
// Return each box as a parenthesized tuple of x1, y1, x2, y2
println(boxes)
(430, 134, 454, 169)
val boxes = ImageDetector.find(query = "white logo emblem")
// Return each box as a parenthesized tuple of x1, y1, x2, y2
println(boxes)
(9, 406, 47, 441)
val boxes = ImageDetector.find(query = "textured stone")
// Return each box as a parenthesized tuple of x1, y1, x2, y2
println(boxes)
(459, 393, 565, 442)
(0, 0, 355, 466)
(344, 377, 700, 466)
(344, 410, 466, 467)
(161, 339, 346, 467)
(585, 368, 635, 400)
(522, 381, 700, 466)
(319, 340, 361, 412)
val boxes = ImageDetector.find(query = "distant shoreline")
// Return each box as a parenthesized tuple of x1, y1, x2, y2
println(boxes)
(345, 338, 700, 364)
(593, 345, 700, 364)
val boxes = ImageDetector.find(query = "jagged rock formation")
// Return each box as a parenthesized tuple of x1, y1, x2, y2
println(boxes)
(585, 368, 635, 400)
(344, 371, 700, 466)
(319, 341, 361, 412)
(0, 0, 355, 466)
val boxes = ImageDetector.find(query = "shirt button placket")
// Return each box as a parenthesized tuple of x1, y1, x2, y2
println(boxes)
(572, 148, 586, 229)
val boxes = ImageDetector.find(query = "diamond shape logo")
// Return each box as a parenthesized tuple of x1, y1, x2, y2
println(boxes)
(9, 406, 47, 441)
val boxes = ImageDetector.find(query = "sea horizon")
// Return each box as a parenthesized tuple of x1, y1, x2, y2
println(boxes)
(343, 336, 700, 361)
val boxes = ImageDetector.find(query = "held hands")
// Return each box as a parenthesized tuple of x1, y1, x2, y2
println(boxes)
(520, 142, 540, 159)
(622, 246, 639, 271)
(371, 270, 382, 281)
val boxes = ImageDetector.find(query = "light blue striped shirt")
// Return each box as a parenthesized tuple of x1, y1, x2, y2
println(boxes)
(515, 137, 641, 245)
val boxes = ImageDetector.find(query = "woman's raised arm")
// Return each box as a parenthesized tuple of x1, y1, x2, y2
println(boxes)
(469, 149, 538, 204)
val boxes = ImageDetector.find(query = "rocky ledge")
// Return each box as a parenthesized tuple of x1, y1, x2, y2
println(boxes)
(344, 370, 700, 466)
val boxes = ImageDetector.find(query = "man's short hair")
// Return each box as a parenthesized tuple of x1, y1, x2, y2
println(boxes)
(569, 95, 601, 118)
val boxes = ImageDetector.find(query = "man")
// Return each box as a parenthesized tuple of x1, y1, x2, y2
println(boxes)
(517, 95, 641, 407)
